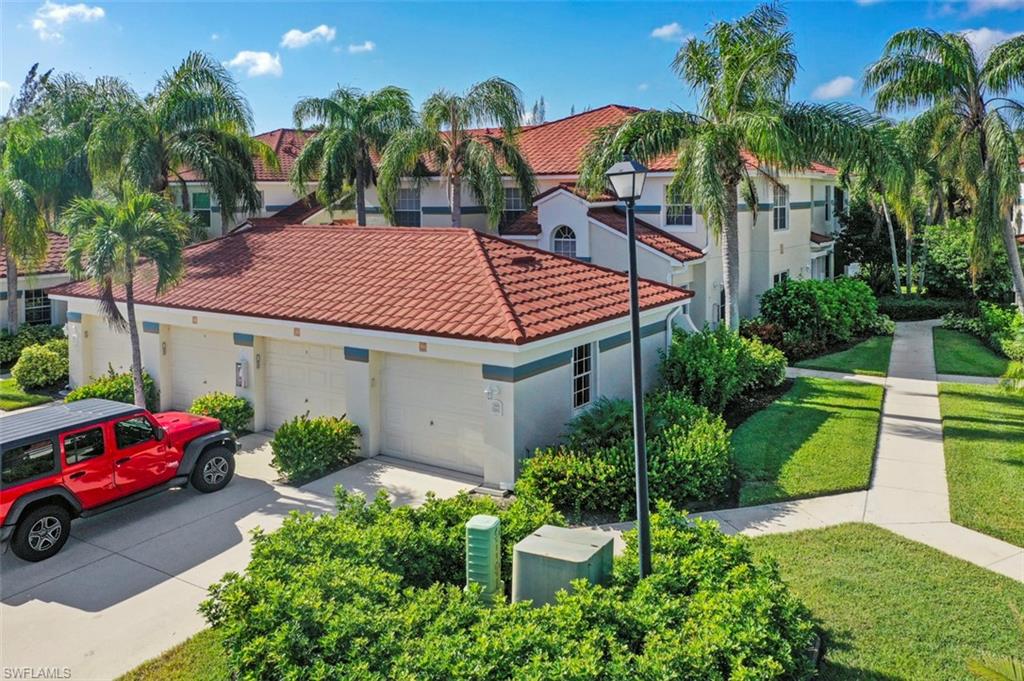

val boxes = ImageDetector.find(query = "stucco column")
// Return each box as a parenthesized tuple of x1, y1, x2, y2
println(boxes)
(140, 322, 173, 411)
(66, 312, 89, 387)
(233, 334, 266, 432)
(828, 250, 836, 280)
(482, 376, 515, 489)
(343, 347, 378, 457)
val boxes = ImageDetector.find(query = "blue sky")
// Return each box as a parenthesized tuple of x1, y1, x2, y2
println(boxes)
(2, 1, 1023, 132)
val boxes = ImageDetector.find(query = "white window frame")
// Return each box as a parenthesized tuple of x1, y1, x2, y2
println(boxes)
(191, 190, 212, 230)
(395, 186, 421, 227)
(772, 184, 789, 231)
(504, 187, 525, 214)
(552, 225, 577, 259)
(773, 270, 790, 287)
(664, 187, 694, 229)
(572, 343, 594, 411)
(24, 289, 51, 326)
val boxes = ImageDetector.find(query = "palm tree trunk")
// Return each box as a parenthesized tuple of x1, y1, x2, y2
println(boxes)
(354, 163, 367, 227)
(5, 248, 19, 334)
(1001, 219, 1024, 314)
(450, 174, 462, 228)
(723, 181, 740, 330)
(905, 227, 913, 294)
(124, 279, 147, 407)
(880, 196, 902, 295)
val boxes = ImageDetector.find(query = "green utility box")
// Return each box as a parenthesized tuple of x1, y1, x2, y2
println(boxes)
(465, 514, 503, 603)
(511, 525, 614, 606)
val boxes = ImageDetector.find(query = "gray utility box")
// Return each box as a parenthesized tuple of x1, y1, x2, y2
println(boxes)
(511, 525, 614, 606)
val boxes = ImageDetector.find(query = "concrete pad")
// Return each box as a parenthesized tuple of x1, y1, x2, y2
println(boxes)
(936, 374, 1000, 385)
(318, 455, 479, 506)
(714, 502, 827, 536)
(986, 551, 1024, 582)
(0, 537, 111, 599)
(794, 491, 868, 525)
(871, 458, 949, 496)
(864, 486, 950, 524)
(785, 367, 886, 385)
(881, 522, 1022, 573)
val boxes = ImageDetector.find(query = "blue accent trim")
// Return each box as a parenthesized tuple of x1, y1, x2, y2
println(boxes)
(482, 350, 572, 383)
(0, 290, 24, 301)
(576, 256, 591, 262)
(737, 202, 774, 213)
(211, 206, 221, 214)
(634, 205, 661, 214)
(598, 321, 666, 352)
(142, 321, 160, 334)
(421, 206, 488, 215)
(790, 201, 812, 210)
(265, 204, 293, 212)
(344, 346, 369, 362)
(365, 206, 383, 214)
(813, 200, 827, 207)
(233, 333, 254, 347)
(67, 311, 82, 323)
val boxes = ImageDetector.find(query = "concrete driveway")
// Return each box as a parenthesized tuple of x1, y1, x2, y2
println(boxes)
(0, 433, 478, 680)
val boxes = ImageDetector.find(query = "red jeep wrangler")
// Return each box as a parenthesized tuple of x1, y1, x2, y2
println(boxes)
(1, 398, 237, 562)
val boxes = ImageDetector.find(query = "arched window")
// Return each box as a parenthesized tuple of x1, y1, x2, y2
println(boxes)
(552, 225, 577, 258)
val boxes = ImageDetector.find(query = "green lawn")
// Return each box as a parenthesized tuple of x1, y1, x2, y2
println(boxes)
(939, 383, 1024, 547)
(0, 377, 53, 411)
(933, 328, 1010, 377)
(117, 628, 228, 681)
(794, 335, 893, 377)
(732, 377, 884, 506)
(750, 524, 1024, 680)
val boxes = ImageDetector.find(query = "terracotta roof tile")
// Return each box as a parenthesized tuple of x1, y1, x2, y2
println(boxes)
(501, 208, 541, 236)
(587, 207, 703, 263)
(0, 232, 68, 278)
(51, 226, 691, 345)
(810, 231, 835, 245)
(245, 193, 324, 228)
(1017, 232, 1024, 245)
(180, 128, 310, 182)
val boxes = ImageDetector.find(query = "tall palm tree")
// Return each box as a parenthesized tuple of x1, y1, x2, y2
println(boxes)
(377, 77, 536, 230)
(87, 52, 276, 234)
(865, 29, 1024, 313)
(291, 86, 414, 226)
(62, 191, 191, 406)
(578, 3, 875, 329)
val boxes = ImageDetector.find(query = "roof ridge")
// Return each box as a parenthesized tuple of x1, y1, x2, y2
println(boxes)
(468, 231, 530, 344)
(519, 104, 642, 134)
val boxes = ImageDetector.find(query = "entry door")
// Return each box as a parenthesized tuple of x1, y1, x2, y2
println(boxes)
(110, 415, 174, 494)
(60, 425, 117, 508)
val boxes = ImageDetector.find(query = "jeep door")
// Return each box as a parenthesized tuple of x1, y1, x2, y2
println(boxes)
(110, 415, 175, 494)
(60, 425, 118, 509)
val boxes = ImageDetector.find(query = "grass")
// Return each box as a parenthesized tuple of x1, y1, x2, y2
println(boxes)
(117, 628, 228, 681)
(750, 524, 1024, 680)
(933, 328, 1010, 377)
(939, 383, 1024, 548)
(732, 377, 884, 506)
(0, 377, 53, 411)
(794, 335, 893, 377)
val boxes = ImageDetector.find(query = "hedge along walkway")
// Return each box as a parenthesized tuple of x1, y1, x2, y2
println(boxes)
(600, 321, 1023, 583)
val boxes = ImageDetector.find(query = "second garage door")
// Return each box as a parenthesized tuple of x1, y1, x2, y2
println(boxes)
(169, 328, 237, 409)
(265, 339, 346, 429)
(380, 354, 485, 476)
(87, 318, 132, 379)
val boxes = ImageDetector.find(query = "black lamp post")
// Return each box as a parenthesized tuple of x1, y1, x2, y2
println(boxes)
(605, 154, 652, 578)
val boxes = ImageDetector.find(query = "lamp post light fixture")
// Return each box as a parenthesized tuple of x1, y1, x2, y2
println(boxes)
(605, 154, 652, 578)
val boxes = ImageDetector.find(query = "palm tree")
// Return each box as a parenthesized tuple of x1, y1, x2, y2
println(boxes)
(62, 191, 191, 406)
(578, 3, 875, 329)
(865, 29, 1024, 313)
(377, 77, 537, 230)
(291, 86, 414, 226)
(87, 52, 276, 234)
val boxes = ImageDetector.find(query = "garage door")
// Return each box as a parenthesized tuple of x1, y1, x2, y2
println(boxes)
(380, 354, 485, 475)
(265, 340, 346, 429)
(87, 318, 132, 379)
(169, 327, 237, 409)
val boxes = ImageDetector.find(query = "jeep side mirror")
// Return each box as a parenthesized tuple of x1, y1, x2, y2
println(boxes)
(155, 427, 166, 442)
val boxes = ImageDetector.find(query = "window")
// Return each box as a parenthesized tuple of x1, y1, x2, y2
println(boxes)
(24, 289, 52, 326)
(395, 187, 421, 227)
(773, 271, 790, 286)
(65, 428, 106, 465)
(115, 417, 156, 449)
(572, 343, 593, 409)
(665, 188, 693, 227)
(192, 192, 212, 229)
(2, 440, 55, 485)
(772, 184, 789, 231)
(834, 187, 845, 217)
(503, 187, 525, 221)
(552, 225, 577, 258)
(825, 185, 832, 222)
(719, 288, 726, 323)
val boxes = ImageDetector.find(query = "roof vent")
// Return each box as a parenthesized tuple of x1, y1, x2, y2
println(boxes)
(511, 255, 539, 267)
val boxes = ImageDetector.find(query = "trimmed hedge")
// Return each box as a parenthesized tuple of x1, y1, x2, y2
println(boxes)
(200, 492, 815, 680)
(878, 295, 972, 321)
(65, 368, 159, 410)
(188, 392, 253, 436)
(944, 302, 1024, 361)
(11, 341, 69, 389)
(270, 413, 361, 482)
(0, 325, 65, 365)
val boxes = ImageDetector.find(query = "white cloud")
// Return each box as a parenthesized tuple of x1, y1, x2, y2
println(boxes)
(32, 1, 104, 41)
(961, 27, 1023, 59)
(637, 83, 649, 92)
(812, 75, 856, 100)
(280, 24, 336, 49)
(0, 81, 10, 91)
(650, 21, 689, 42)
(210, 32, 220, 41)
(966, 0, 1024, 14)
(224, 51, 283, 77)
(347, 40, 375, 54)
(854, 0, 884, 5)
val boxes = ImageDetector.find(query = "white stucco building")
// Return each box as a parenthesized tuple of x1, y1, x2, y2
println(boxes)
(0, 232, 71, 331)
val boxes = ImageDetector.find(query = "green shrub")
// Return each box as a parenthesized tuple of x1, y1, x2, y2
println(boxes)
(11, 344, 68, 389)
(514, 448, 631, 517)
(923, 219, 1014, 301)
(65, 368, 159, 410)
(879, 294, 972, 321)
(741, 336, 787, 390)
(944, 303, 1024, 360)
(270, 413, 361, 482)
(0, 325, 65, 365)
(660, 326, 755, 413)
(188, 392, 253, 435)
(201, 499, 813, 681)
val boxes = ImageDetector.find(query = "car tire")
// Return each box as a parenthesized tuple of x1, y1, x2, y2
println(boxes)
(11, 504, 71, 562)
(190, 446, 235, 493)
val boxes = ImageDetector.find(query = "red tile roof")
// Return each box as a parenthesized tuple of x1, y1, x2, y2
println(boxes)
(245, 193, 324, 228)
(532, 182, 617, 203)
(179, 128, 309, 182)
(588, 207, 704, 263)
(501, 208, 541, 236)
(50, 226, 691, 345)
(0, 232, 68, 278)
(1017, 232, 1024, 245)
(810, 231, 835, 245)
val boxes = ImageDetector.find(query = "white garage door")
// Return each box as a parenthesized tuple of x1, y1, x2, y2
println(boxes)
(87, 318, 132, 379)
(265, 339, 346, 429)
(169, 327, 237, 409)
(380, 355, 485, 476)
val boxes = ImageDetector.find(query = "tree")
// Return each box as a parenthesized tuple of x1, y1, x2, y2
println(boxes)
(865, 28, 1024, 313)
(291, 86, 414, 226)
(87, 52, 276, 235)
(579, 3, 875, 328)
(377, 77, 537, 230)
(62, 191, 191, 406)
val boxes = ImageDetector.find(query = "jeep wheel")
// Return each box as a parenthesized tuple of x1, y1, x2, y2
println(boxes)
(12, 504, 71, 562)
(190, 446, 235, 493)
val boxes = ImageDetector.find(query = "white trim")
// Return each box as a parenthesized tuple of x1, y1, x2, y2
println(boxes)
(587, 214, 705, 266)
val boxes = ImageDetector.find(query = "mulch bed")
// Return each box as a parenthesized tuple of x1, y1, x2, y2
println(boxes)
(722, 378, 794, 431)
